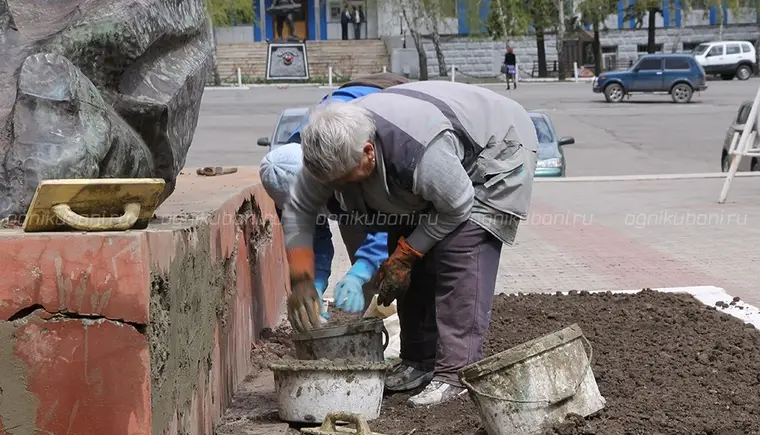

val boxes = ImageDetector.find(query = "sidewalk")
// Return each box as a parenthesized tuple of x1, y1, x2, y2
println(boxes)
(326, 176, 760, 305)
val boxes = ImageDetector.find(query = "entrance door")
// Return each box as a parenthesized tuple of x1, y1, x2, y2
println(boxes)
(292, 0, 309, 40)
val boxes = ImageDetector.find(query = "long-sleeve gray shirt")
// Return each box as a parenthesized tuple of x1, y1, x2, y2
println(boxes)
(282, 131, 473, 255)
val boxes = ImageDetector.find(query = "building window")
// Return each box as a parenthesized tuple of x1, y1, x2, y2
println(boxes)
(637, 44, 663, 53)
(665, 57, 690, 70)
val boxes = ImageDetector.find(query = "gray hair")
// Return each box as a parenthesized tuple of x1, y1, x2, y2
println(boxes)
(300, 101, 376, 181)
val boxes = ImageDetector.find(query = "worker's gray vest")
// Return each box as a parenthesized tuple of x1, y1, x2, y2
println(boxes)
(354, 81, 538, 243)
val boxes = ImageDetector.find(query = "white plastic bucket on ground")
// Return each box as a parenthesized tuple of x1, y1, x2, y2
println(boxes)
(459, 324, 606, 435)
(270, 359, 393, 424)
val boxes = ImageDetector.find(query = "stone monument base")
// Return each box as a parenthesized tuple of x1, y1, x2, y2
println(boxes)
(0, 167, 289, 435)
(266, 41, 310, 81)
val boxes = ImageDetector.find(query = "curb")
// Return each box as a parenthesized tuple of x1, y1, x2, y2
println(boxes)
(204, 86, 250, 90)
(535, 172, 760, 183)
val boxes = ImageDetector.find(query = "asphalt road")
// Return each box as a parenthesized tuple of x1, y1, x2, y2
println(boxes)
(186, 79, 759, 176)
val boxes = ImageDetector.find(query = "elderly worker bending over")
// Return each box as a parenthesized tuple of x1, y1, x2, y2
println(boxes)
(281, 81, 538, 407)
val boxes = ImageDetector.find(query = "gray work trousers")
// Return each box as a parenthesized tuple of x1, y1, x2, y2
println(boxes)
(337, 223, 378, 312)
(389, 220, 502, 387)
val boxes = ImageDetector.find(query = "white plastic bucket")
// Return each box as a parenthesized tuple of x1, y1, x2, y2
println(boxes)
(458, 324, 606, 435)
(270, 359, 393, 424)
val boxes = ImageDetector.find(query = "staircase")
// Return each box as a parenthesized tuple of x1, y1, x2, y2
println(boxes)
(214, 40, 389, 82)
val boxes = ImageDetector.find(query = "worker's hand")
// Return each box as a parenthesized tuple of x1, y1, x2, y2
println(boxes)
(374, 237, 423, 307)
(288, 275, 323, 332)
(287, 247, 322, 332)
(334, 275, 365, 313)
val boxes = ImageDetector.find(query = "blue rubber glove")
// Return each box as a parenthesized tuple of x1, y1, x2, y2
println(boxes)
(334, 258, 375, 313)
(314, 223, 334, 320)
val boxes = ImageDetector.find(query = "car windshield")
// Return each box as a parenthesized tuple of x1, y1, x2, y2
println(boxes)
(531, 116, 554, 143)
(692, 44, 710, 55)
(274, 114, 306, 144)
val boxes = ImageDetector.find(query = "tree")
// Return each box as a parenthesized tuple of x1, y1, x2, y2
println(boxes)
(207, 0, 255, 26)
(578, 0, 618, 73)
(384, 0, 484, 79)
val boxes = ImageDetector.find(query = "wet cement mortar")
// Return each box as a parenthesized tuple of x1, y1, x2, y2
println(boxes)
(0, 318, 40, 434)
(148, 197, 270, 435)
(238, 290, 760, 435)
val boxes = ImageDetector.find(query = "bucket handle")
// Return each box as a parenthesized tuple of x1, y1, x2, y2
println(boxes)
(460, 334, 594, 406)
(318, 412, 373, 435)
(381, 325, 389, 351)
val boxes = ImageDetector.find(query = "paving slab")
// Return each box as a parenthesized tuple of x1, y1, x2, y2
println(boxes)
(324, 176, 760, 306)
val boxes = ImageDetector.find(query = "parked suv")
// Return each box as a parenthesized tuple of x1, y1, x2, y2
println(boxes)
(692, 41, 756, 81)
(593, 54, 707, 104)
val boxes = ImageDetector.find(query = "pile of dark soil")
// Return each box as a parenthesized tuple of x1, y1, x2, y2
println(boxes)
(371, 290, 760, 435)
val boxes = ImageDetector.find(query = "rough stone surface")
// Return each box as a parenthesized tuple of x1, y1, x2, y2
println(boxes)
(417, 24, 760, 78)
(0, 0, 213, 219)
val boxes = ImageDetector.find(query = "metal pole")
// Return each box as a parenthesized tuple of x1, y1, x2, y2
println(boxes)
(573, 61, 578, 82)
(328, 66, 333, 86)
(719, 82, 760, 203)
(237, 68, 242, 87)
(451, 65, 456, 82)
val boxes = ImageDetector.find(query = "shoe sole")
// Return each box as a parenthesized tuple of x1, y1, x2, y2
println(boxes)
(384, 372, 434, 392)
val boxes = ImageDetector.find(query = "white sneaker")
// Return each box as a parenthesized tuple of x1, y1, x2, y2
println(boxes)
(407, 381, 466, 407)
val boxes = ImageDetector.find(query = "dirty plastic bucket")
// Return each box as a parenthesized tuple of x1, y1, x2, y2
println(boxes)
(270, 359, 393, 423)
(294, 317, 389, 363)
(458, 324, 606, 435)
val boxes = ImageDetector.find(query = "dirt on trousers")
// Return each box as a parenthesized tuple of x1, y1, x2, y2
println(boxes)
(371, 289, 760, 435)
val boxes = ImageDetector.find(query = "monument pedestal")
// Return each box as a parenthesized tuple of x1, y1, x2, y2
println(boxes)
(0, 167, 289, 435)
(266, 41, 310, 81)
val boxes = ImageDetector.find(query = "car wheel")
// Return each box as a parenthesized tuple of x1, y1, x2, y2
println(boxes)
(604, 83, 624, 103)
(736, 65, 752, 81)
(721, 74, 734, 80)
(671, 83, 693, 103)
(722, 153, 730, 172)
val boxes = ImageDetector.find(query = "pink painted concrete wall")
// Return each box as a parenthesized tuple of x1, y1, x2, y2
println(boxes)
(0, 168, 289, 435)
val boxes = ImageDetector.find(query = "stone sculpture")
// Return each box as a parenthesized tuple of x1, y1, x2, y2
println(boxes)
(0, 0, 213, 220)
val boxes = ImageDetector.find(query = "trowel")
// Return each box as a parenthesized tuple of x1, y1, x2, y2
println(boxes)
(301, 412, 386, 435)
(22, 178, 165, 232)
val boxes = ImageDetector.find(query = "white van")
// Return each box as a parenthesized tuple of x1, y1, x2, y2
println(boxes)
(692, 41, 756, 80)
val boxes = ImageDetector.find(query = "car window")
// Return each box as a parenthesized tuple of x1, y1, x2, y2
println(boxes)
(665, 57, 690, 70)
(636, 58, 662, 71)
(737, 104, 752, 125)
(708, 45, 724, 56)
(693, 43, 710, 55)
(726, 44, 741, 55)
(274, 115, 306, 144)
(742, 43, 753, 53)
(531, 117, 554, 143)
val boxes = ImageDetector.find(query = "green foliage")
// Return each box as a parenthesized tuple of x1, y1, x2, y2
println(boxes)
(577, 0, 618, 26)
(484, 0, 533, 39)
(207, 0, 256, 26)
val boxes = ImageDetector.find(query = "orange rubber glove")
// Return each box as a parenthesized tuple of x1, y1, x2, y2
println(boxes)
(287, 247, 322, 332)
(373, 236, 424, 307)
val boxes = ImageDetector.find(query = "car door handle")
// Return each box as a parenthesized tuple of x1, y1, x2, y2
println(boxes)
(656, 71, 662, 75)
